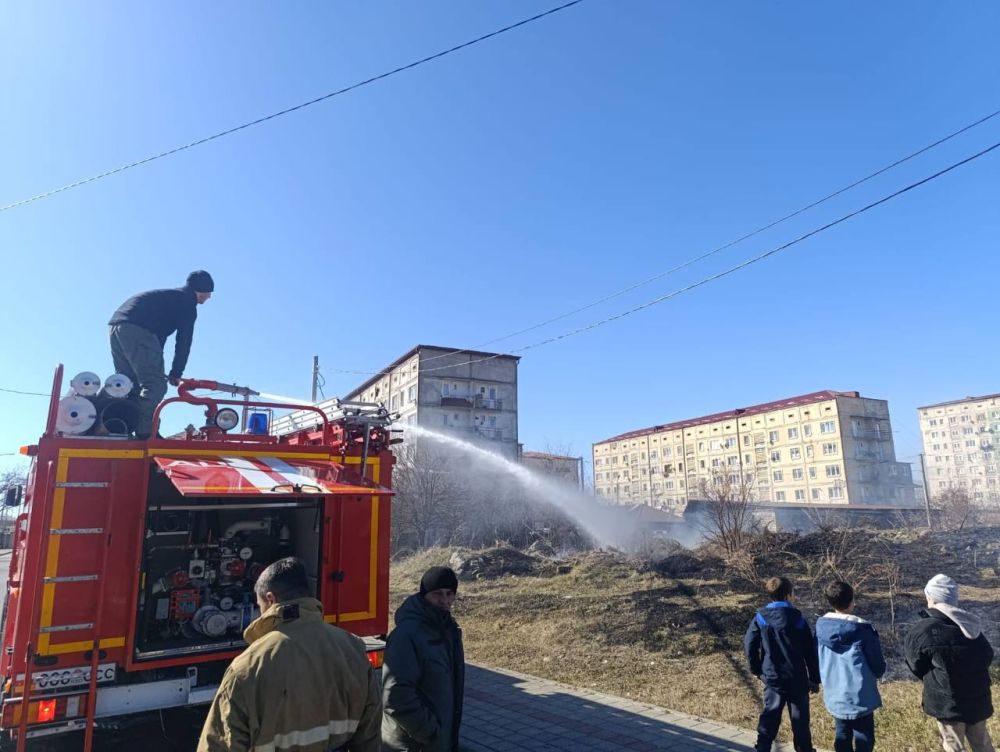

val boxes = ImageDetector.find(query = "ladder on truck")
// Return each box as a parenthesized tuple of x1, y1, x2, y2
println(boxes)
(16, 460, 120, 752)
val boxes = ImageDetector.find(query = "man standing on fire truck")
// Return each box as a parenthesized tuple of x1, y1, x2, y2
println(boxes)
(198, 557, 382, 752)
(108, 270, 214, 438)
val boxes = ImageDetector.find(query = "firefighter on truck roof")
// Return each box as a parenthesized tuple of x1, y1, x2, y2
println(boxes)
(108, 270, 214, 439)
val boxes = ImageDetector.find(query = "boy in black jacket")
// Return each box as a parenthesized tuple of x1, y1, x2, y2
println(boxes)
(745, 576, 820, 752)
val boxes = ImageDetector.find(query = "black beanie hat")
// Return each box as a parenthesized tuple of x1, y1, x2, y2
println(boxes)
(419, 566, 458, 595)
(186, 270, 215, 293)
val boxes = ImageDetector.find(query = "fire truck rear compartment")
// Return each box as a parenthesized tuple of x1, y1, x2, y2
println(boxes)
(135, 497, 323, 660)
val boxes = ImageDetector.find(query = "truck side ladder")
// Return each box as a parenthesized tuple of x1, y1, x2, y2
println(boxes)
(15, 461, 117, 752)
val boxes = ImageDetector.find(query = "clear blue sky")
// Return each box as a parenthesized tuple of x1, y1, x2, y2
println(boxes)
(2, 1, 998, 477)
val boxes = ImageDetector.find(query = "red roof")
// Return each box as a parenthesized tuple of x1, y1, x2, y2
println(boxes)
(596, 390, 861, 445)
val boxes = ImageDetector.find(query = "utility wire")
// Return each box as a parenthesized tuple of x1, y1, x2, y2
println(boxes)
(369, 106, 1000, 373)
(1, 139, 995, 396)
(351, 138, 1000, 378)
(0, 386, 50, 397)
(0, 0, 585, 213)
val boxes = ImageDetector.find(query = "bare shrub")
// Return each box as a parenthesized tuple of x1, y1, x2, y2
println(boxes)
(696, 469, 759, 556)
(935, 487, 978, 531)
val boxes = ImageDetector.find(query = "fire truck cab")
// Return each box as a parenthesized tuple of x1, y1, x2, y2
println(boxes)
(0, 366, 394, 749)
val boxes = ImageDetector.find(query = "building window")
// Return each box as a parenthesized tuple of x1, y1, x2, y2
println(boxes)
(803, 424, 812, 437)
(790, 447, 801, 460)
(826, 465, 842, 477)
(809, 467, 817, 479)
(775, 491, 786, 501)
(773, 470, 783, 482)
(820, 421, 836, 434)
(769, 430, 779, 443)
(806, 446, 814, 458)
(812, 488, 821, 500)
(794, 489, 806, 501)
(771, 450, 781, 462)
(408, 385, 416, 402)
(829, 487, 844, 500)
(792, 468, 804, 480)
(787, 428, 799, 440)
(823, 442, 838, 456)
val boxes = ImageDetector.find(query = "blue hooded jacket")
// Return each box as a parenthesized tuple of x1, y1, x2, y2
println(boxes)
(744, 601, 820, 695)
(816, 612, 886, 720)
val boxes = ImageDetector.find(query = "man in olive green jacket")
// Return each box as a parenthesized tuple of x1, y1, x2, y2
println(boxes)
(382, 567, 465, 752)
(198, 557, 382, 752)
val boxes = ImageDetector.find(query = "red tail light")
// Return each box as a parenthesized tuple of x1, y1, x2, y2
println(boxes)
(367, 650, 384, 669)
(36, 700, 56, 723)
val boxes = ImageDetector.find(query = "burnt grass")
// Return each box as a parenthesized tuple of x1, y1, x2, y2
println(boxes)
(390, 529, 1000, 751)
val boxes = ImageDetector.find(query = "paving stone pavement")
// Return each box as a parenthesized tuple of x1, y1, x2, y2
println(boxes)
(461, 664, 827, 752)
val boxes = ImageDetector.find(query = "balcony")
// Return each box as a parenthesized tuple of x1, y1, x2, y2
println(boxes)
(475, 427, 504, 440)
(441, 396, 472, 408)
(474, 395, 504, 411)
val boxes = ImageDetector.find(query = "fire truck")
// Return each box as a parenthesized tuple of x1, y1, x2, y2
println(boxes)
(0, 365, 395, 749)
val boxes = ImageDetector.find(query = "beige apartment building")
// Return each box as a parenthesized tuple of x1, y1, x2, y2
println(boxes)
(593, 390, 915, 511)
(918, 393, 1000, 505)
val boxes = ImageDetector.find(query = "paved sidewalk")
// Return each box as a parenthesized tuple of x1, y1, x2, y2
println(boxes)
(462, 664, 820, 752)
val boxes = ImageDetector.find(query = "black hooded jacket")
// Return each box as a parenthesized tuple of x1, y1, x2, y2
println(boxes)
(904, 608, 994, 723)
(744, 601, 820, 695)
(382, 594, 465, 752)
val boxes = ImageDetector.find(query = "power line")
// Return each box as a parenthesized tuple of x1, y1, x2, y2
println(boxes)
(2, 142, 995, 396)
(398, 138, 1000, 376)
(0, 387, 50, 397)
(354, 106, 1000, 375)
(0, 0, 585, 213)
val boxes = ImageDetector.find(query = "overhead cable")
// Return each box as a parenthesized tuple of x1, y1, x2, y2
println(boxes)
(373, 106, 1000, 372)
(346, 138, 1000, 377)
(0, 0, 585, 213)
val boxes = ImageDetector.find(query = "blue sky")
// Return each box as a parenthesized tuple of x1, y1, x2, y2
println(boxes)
(1, 1, 998, 477)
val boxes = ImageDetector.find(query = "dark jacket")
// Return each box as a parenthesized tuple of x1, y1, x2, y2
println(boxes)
(109, 287, 198, 379)
(745, 601, 820, 696)
(816, 612, 885, 719)
(904, 608, 994, 723)
(382, 594, 465, 752)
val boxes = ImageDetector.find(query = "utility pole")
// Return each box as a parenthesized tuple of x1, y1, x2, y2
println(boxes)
(311, 355, 319, 403)
(919, 453, 933, 528)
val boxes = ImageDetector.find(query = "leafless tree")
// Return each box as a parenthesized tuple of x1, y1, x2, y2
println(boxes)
(935, 487, 977, 531)
(696, 468, 759, 556)
(390, 443, 466, 551)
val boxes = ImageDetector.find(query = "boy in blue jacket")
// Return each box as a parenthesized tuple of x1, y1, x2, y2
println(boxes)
(816, 581, 885, 752)
(745, 576, 820, 752)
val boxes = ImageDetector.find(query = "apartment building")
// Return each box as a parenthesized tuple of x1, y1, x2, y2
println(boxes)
(271, 345, 520, 458)
(592, 390, 915, 512)
(521, 451, 584, 489)
(918, 393, 1000, 505)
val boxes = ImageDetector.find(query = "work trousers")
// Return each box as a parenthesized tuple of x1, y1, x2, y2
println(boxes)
(756, 686, 814, 752)
(937, 719, 996, 752)
(109, 323, 167, 438)
(834, 713, 874, 752)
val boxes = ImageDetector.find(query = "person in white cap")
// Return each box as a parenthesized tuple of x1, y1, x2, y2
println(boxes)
(904, 573, 995, 752)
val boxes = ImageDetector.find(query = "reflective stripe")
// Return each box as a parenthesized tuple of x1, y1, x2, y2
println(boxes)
(253, 720, 360, 752)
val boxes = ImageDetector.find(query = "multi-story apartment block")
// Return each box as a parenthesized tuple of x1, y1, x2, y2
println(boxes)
(521, 451, 584, 489)
(918, 393, 1000, 505)
(592, 390, 915, 512)
(271, 345, 520, 458)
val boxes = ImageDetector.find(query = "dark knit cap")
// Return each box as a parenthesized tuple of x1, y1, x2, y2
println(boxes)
(419, 566, 458, 595)
(185, 270, 215, 293)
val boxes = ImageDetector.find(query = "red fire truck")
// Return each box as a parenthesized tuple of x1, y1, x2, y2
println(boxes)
(0, 366, 395, 749)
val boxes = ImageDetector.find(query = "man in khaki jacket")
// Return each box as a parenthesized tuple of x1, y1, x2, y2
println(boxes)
(198, 557, 382, 752)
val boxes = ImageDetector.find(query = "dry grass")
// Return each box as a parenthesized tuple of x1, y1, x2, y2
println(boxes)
(391, 545, 1000, 752)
